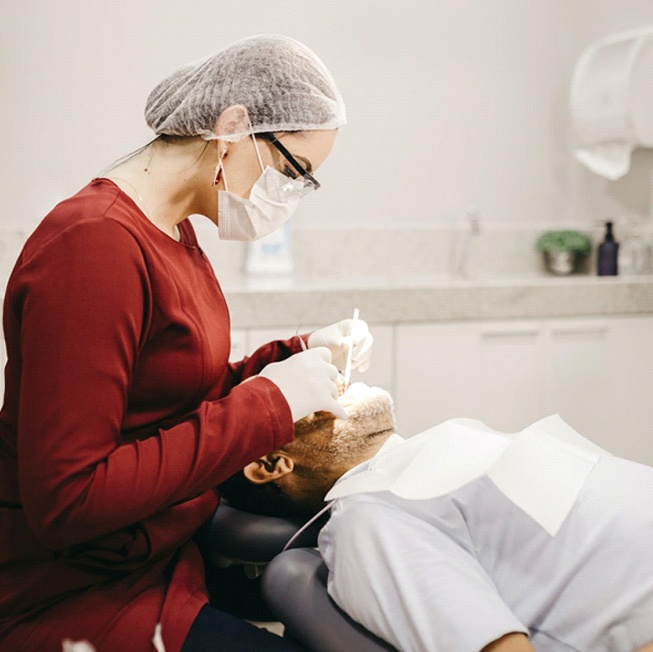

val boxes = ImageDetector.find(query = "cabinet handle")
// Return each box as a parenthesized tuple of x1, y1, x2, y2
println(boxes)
(551, 328, 608, 338)
(481, 330, 540, 339)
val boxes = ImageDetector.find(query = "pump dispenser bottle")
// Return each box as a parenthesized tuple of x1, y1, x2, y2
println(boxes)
(597, 221, 619, 276)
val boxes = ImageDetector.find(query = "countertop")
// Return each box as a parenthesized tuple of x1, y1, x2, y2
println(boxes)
(220, 274, 653, 328)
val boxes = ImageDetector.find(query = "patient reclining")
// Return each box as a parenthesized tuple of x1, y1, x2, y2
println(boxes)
(219, 383, 653, 652)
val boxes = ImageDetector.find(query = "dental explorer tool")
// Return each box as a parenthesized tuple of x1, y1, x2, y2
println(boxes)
(295, 324, 308, 351)
(343, 308, 359, 389)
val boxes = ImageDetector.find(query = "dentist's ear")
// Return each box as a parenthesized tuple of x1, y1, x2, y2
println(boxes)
(214, 104, 250, 140)
(243, 451, 294, 484)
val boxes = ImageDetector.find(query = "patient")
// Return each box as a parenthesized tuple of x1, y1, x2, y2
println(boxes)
(219, 383, 653, 652)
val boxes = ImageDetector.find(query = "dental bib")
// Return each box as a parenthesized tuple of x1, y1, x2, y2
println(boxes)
(325, 415, 609, 536)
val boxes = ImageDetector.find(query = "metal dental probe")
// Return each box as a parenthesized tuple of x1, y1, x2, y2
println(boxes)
(343, 308, 359, 389)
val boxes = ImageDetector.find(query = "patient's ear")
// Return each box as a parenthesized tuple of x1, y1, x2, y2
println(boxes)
(243, 452, 294, 485)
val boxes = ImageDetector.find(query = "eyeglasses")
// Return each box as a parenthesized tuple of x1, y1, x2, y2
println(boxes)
(258, 133, 321, 194)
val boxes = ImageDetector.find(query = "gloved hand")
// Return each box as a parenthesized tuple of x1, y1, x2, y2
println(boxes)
(307, 318, 373, 372)
(259, 347, 349, 422)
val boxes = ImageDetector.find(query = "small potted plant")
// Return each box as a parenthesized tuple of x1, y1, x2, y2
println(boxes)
(536, 230, 592, 275)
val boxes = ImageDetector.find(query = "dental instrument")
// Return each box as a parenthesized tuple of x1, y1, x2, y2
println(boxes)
(295, 324, 308, 351)
(343, 308, 359, 389)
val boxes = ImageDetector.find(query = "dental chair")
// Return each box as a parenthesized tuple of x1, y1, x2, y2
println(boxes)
(196, 502, 395, 651)
(262, 547, 395, 651)
(195, 502, 318, 620)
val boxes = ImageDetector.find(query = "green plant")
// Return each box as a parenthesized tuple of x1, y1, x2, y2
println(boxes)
(536, 230, 592, 256)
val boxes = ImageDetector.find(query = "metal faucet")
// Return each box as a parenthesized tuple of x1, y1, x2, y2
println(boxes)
(453, 206, 481, 278)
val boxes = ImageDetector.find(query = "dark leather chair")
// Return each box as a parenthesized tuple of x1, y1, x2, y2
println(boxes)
(196, 503, 394, 650)
(262, 548, 395, 651)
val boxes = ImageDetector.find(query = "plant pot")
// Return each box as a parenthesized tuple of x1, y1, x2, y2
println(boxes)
(544, 250, 576, 275)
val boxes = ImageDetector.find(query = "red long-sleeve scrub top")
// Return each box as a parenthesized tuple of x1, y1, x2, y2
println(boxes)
(0, 178, 300, 651)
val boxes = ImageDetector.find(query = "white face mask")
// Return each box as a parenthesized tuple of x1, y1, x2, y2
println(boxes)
(217, 135, 306, 241)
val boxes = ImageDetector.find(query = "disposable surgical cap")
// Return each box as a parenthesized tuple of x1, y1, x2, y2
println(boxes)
(144, 34, 346, 141)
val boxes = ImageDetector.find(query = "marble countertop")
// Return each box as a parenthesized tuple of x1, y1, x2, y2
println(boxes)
(220, 274, 653, 328)
(4, 222, 651, 328)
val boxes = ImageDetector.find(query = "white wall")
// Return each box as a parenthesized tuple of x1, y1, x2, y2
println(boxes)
(0, 1, 651, 243)
(1, 0, 576, 236)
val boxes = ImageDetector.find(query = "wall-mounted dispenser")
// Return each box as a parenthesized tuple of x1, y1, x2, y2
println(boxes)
(571, 26, 653, 180)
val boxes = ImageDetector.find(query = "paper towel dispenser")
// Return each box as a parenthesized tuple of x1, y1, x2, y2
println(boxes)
(571, 26, 653, 180)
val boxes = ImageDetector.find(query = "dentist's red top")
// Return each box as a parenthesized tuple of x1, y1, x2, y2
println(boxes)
(0, 179, 297, 651)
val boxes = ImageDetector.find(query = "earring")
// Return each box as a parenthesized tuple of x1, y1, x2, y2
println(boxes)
(213, 148, 227, 186)
(213, 162, 222, 186)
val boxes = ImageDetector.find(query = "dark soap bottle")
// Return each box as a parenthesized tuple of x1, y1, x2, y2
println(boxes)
(597, 221, 619, 276)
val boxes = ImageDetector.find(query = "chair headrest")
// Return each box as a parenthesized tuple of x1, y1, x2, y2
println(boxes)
(196, 503, 329, 565)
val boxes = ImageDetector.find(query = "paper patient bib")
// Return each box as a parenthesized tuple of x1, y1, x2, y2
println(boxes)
(325, 415, 609, 536)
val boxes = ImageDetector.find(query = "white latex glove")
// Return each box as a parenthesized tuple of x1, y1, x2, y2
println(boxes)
(307, 319, 373, 372)
(259, 348, 348, 422)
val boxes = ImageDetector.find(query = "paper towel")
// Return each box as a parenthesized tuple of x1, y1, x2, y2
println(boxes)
(571, 26, 653, 180)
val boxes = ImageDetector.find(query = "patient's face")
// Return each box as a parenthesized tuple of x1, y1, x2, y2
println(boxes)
(294, 383, 396, 464)
(221, 383, 397, 516)
(269, 383, 397, 511)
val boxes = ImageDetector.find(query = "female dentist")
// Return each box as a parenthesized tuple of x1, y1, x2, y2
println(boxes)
(0, 35, 371, 652)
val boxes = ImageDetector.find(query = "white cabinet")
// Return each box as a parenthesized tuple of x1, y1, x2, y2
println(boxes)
(229, 329, 248, 362)
(394, 320, 548, 435)
(546, 317, 653, 464)
(229, 316, 653, 465)
(395, 316, 653, 465)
